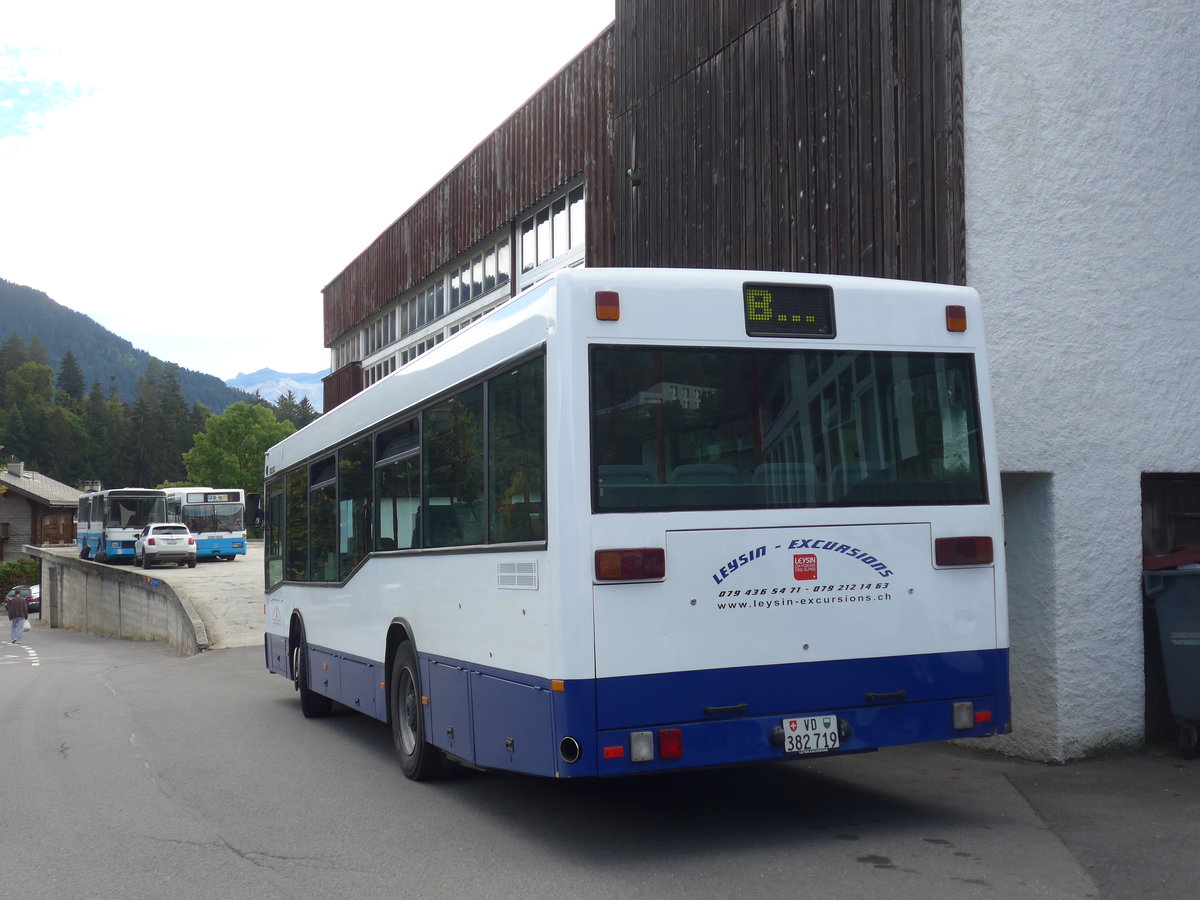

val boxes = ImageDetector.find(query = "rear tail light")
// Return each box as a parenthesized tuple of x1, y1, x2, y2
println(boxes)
(595, 548, 666, 581)
(935, 536, 994, 567)
(659, 728, 683, 760)
(188, 537, 196, 545)
(147, 538, 156, 546)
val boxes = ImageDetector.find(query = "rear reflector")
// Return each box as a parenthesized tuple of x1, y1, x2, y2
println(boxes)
(596, 291, 620, 321)
(595, 548, 666, 581)
(946, 304, 967, 332)
(935, 536, 994, 567)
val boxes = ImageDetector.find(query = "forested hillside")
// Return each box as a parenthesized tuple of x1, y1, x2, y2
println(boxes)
(0, 278, 253, 412)
(0, 332, 318, 491)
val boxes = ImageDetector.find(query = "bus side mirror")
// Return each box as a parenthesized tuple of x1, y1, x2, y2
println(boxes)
(247, 492, 263, 528)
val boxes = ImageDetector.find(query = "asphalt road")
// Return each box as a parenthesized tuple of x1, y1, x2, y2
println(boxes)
(8, 551, 1200, 899)
(3, 619, 1198, 899)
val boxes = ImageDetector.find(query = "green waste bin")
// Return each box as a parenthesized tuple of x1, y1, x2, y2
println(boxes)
(1144, 568, 1200, 758)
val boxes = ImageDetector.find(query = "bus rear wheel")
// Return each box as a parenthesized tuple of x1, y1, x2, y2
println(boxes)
(390, 640, 447, 780)
(293, 631, 333, 718)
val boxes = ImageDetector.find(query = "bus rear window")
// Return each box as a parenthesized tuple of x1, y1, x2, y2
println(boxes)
(590, 346, 986, 511)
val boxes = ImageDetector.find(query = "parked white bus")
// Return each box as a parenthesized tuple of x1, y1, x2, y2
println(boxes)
(264, 268, 1010, 779)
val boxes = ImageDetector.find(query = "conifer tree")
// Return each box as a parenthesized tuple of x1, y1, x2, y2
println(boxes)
(157, 363, 192, 483)
(0, 333, 28, 382)
(2, 406, 30, 462)
(57, 351, 86, 401)
(27, 335, 51, 367)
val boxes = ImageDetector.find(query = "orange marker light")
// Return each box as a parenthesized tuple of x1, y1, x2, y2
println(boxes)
(596, 291, 620, 321)
(946, 304, 967, 332)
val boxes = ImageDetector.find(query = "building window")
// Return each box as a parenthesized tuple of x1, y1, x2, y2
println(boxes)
(364, 355, 397, 388)
(518, 184, 585, 286)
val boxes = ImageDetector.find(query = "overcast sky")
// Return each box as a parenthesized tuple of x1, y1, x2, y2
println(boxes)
(0, 0, 615, 381)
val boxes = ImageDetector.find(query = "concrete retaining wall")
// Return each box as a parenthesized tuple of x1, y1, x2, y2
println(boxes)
(27, 546, 209, 655)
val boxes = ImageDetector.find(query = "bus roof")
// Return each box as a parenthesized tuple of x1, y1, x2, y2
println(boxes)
(266, 268, 983, 476)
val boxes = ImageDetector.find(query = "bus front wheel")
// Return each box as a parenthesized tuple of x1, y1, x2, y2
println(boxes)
(390, 641, 447, 780)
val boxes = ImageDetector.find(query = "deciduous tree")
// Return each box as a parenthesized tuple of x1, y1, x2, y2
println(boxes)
(183, 402, 294, 499)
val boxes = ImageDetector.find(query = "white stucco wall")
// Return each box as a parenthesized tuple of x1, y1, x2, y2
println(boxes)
(962, 1, 1200, 759)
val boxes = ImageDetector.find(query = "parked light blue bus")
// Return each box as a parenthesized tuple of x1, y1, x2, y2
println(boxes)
(163, 487, 255, 560)
(77, 488, 167, 563)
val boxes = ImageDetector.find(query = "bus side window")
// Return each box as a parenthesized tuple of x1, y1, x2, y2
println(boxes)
(285, 469, 309, 581)
(376, 419, 420, 551)
(489, 356, 546, 544)
(423, 387, 485, 548)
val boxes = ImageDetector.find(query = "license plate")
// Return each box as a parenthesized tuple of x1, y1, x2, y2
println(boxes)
(164, 539, 179, 545)
(233, 541, 244, 548)
(782, 714, 841, 754)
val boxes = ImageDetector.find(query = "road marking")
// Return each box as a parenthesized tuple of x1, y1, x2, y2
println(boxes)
(2, 641, 40, 666)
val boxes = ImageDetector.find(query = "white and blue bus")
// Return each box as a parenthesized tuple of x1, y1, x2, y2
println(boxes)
(163, 487, 255, 560)
(263, 268, 1010, 780)
(77, 488, 168, 563)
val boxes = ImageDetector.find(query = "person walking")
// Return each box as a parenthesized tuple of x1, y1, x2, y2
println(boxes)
(7, 590, 29, 643)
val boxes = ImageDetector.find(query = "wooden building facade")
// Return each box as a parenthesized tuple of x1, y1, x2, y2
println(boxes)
(323, 0, 964, 410)
(0, 462, 81, 563)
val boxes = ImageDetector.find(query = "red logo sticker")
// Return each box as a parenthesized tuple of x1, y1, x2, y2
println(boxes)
(793, 554, 818, 581)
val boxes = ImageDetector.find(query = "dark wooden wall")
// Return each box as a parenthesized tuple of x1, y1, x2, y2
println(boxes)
(322, 0, 966, 390)
(323, 30, 616, 347)
(612, 0, 965, 284)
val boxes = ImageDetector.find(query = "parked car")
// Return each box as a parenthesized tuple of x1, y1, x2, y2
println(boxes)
(134, 523, 197, 569)
(3, 584, 40, 614)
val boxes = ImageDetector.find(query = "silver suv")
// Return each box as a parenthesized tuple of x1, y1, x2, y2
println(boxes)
(134, 523, 198, 569)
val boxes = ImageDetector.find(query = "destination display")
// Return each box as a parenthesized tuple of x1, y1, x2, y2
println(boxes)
(743, 283, 836, 337)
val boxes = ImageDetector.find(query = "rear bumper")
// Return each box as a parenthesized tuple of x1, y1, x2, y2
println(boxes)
(146, 550, 195, 563)
(196, 538, 246, 558)
(582, 648, 1010, 775)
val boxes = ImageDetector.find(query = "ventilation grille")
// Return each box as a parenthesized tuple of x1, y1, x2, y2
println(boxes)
(497, 560, 538, 590)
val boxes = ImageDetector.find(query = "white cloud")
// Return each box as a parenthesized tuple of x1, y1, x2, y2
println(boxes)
(0, 0, 615, 379)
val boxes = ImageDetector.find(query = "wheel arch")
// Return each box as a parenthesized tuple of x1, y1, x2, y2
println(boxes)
(384, 618, 418, 723)
(287, 611, 308, 679)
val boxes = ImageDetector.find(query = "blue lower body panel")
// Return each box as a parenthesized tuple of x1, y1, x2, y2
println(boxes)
(271, 639, 1010, 779)
(424, 648, 1010, 777)
(80, 536, 136, 561)
(195, 538, 247, 559)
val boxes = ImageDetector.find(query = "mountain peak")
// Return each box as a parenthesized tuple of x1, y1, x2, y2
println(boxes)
(227, 368, 328, 412)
